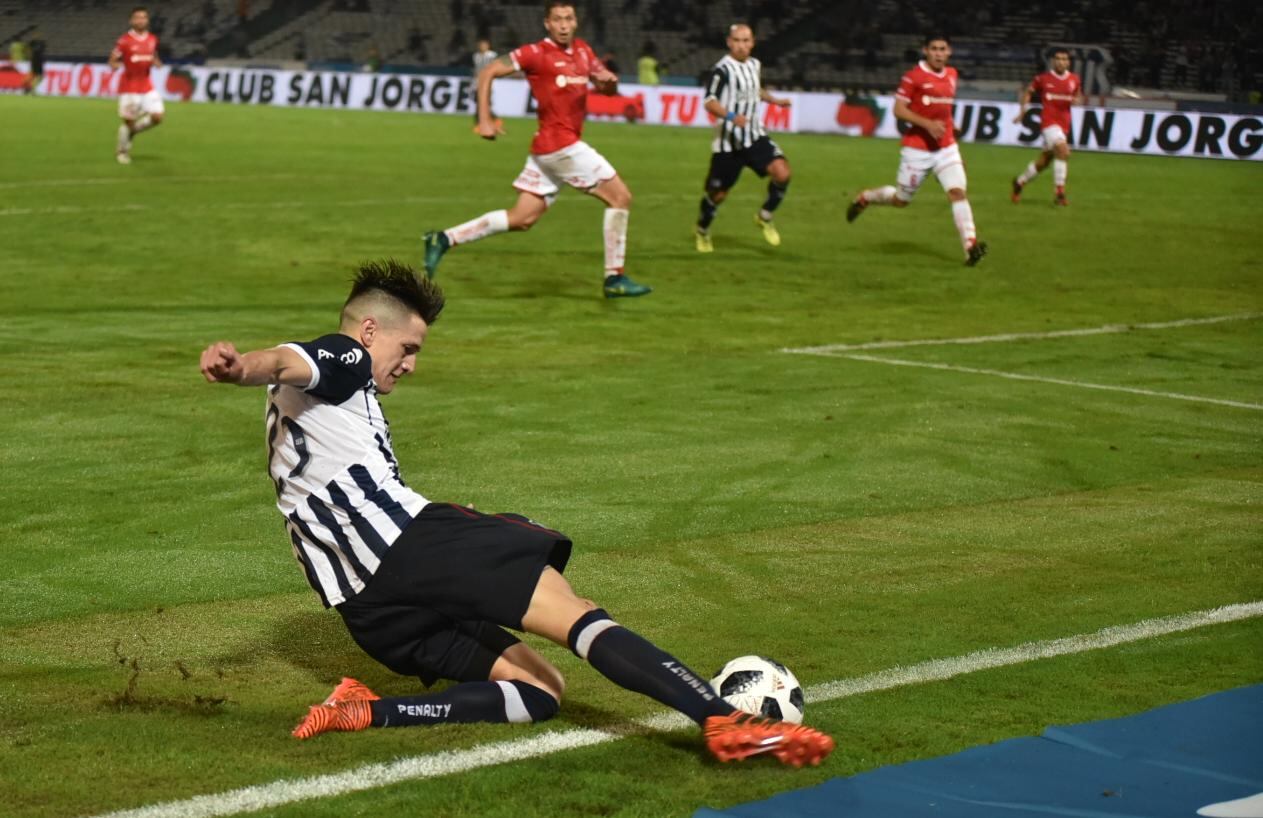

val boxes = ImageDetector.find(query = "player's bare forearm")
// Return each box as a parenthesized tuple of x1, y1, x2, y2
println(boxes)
(893, 99, 937, 133)
(200, 343, 311, 387)
(704, 99, 727, 119)
(108, 52, 121, 70)
(760, 89, 791, 107)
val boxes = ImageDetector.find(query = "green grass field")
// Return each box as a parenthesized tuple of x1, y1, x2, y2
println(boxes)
(1, 94, 1261, 818)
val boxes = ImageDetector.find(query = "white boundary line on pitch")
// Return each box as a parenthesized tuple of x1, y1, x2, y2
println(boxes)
(782, 313, 1263, 355)
(87, 601, 1263, 818)
(837, 354, 1263, 411)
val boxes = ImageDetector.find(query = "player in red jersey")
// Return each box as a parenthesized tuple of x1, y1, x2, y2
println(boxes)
(846, 35, 987, 267)
(422, 1, 651, 299)
(108, 6, 164, 165)
(1011, 48, 1083, 206)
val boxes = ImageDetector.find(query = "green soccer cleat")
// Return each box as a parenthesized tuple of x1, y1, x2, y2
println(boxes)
(695, 229, 714, 253)
(755, 214, 781, 246)
(422, 231, 449, 279)
(603, 273, 652, 298)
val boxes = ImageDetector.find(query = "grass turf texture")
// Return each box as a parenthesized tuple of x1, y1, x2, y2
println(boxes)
(1, 95, 1261, 817)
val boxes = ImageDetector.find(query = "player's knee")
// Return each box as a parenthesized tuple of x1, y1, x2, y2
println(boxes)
(613, 189, 632, 209)
(507, 680, 561, 722)
(892, 198, 910, 208)
(151, 113, 164, 125)
(947, 188, 967, 202)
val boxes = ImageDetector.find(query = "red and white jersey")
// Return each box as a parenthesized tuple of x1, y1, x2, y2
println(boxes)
(1027, 70, 1081, 132)
(112, 30, 158, 94)
(511, 37, 605, 155)
(895, 61, 958, 151)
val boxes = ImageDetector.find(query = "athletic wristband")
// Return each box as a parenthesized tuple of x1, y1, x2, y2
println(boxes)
(725, 111, 736, 122)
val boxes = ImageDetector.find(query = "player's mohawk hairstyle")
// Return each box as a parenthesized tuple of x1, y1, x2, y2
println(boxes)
(347, 259, 445, 325)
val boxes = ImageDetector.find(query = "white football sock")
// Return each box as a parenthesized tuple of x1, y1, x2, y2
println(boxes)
(1017, 161, 1039, 185)
(1053, 159, 1068, 187)
(860, 185, 897, 205)
(117, 124, 131, 152)
(951, 199, 977, 255)
(131, 114, 154, 134)
(603, 207, 628, 276)
(444, 209, 509, 246)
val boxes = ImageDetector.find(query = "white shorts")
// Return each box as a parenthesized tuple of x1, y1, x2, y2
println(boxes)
(895, 143, 967, 201)
(1041, 124, 1069, 150)
(513, 140, 617, 206)
(118, 90, 165, 120)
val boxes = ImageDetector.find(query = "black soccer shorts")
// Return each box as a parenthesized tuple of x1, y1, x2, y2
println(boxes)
(336, 503, 572, 686)
(705, 137, 786, 192)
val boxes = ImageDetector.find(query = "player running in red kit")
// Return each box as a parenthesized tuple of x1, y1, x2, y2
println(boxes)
(109, 5, 164, 165)
(846, 34, 987, 267)
(1011, 48, 1083, 206)
(422, 2, 651, 299)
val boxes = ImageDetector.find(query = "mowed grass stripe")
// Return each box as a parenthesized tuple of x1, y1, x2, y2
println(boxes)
(89, 602, 1263, 818)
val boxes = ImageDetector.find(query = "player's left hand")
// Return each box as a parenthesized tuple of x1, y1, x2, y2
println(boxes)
(772, 97, 792, 107)
(592, 69, 618, 95)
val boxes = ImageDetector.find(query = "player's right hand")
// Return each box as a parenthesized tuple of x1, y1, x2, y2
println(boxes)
(476, 119, 503, 140)
(926, 120, 947, 139)
(733, 114, 749, 128)
(200, 341, 243, 384)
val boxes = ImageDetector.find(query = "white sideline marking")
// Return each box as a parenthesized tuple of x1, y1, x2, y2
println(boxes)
(837, 354, 1263, 411)
(88, 601, 1263, 818)
(783, 313, 1262, 355)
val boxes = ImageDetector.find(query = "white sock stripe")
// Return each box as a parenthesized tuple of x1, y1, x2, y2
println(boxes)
(496, 681, 532, 724)
(574, 619, 619, 660)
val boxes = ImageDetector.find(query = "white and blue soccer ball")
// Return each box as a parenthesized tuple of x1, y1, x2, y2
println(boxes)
(710, 655, 805, 724)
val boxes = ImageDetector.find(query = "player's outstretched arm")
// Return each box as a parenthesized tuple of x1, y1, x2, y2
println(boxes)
(476, 56, 516, 139)
(108, 47, 122, 70)
(1013, 85, 1033, 123)
(200, 342, 313, 387)
(759, 88, 791, 107)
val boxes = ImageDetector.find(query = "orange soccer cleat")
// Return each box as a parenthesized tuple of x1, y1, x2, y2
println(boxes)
(703, 711, 836, 768)
(292, 699, 374, 739)
(323, 677, 381, 705)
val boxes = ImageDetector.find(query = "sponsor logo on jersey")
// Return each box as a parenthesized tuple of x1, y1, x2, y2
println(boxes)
(340, 349, 363, 365)
(318, 349, 334, 360)
(554, 74, 587, 87)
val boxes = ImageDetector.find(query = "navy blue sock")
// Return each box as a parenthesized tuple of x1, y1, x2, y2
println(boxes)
(762, 179, 789, 215)
(568, 609, 735, 725)
(369, 680, 558, 727)
(697, 195, 719, 230)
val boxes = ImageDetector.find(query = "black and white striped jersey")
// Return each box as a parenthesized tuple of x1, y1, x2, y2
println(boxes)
(704, 54, 766, 153)
(266, 334, 428, 608)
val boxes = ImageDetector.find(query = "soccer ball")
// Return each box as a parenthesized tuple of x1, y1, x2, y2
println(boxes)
(710, 655, 805, 724)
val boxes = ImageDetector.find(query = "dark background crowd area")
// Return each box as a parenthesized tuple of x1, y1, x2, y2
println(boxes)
(3, 0, 1259, 102)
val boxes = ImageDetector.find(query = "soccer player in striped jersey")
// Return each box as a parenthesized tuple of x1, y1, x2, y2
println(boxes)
(695, 23, 793, 253)
(847, 34, 988, 266)
(422, 2, 651, 299)
(198, 260, 833, 766)
(1011, 48, 1083, 206)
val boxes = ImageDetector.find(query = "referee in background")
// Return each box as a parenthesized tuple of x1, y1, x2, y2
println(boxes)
(695, 23, 793, 253)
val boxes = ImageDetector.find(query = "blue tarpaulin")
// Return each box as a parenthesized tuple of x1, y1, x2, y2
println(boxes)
(696, 684, 1263, 817)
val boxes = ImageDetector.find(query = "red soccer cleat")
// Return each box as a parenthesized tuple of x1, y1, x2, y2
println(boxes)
(1053, 187, 1069, 206)
(1011, 177, 1024, 203)
(703, 711, 836, 768)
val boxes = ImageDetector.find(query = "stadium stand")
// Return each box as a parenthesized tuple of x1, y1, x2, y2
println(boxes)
(1, 0, 1258, 101)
